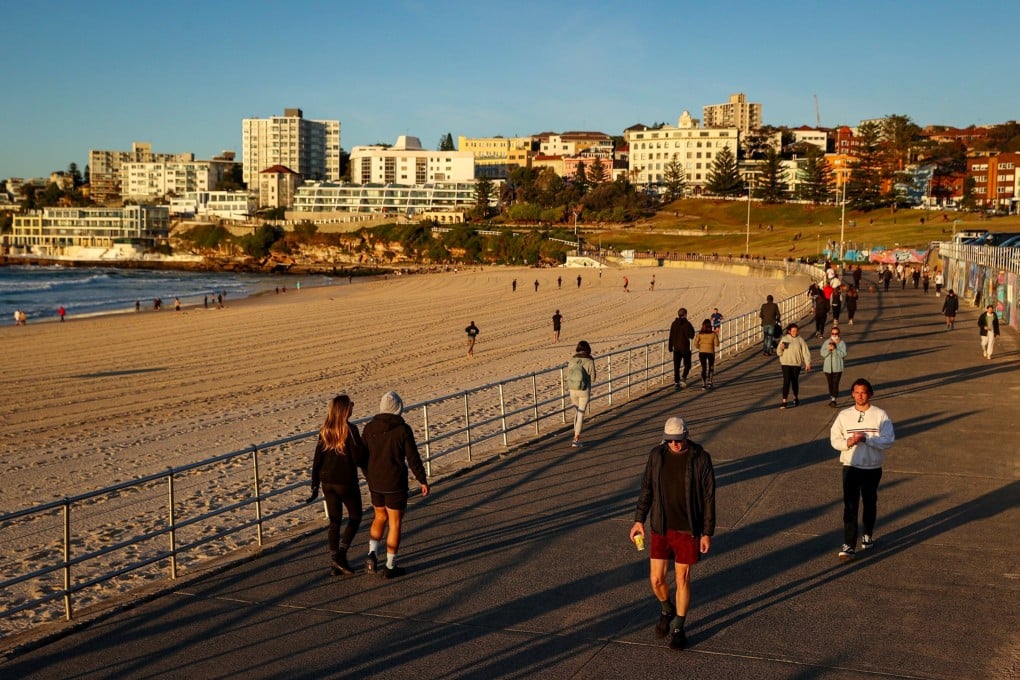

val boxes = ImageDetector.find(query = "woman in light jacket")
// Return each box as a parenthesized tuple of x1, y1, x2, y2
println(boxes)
(776, 323, 811, 409)
(820, 325, 848, 407)
(694, 318, 720, 390)
(565, 340, 596, 448)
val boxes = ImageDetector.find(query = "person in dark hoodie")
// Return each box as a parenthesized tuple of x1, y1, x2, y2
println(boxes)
(361, 391, 430, 578)
(668, 308, 696, 389)
(308, 394, 366, 575)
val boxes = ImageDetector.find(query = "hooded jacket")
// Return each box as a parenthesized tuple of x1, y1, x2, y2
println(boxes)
(634, 441, 715, 537)
(361, 413, 428, 494)
(669, 316, 695, 353)
(311, 427, 366, 488)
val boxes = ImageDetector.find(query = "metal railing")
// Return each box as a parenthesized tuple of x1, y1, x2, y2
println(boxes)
(0, 265, 817, 635)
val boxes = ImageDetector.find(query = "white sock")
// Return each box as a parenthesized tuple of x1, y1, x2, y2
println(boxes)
(369, 540, 380, 555)
(386, 552, 397, 569)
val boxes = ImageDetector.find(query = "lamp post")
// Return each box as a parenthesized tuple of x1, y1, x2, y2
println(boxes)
(745, 178, 753, 256)
(839, 172, 847, 261)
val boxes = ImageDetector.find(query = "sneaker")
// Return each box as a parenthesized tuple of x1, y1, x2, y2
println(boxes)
(680, 380, 688, 389)
(655, 611, 673, 638)
(838, 544, 856, 561)
(365, 551, 378, 574)
(701, 385, 708, 391)
(380, 565, 406, 579)
(668, 627, 687, 650)
(571, 440, 582, 448)
(861, 535, 875, 550)
(708, 382, 713, 388)
(330, 552, 354, 575)
(793, 398, 800, 407)
(829, 400, 838, 408)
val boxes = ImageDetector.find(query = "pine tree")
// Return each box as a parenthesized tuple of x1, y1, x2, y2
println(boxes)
(756, 147, 788, 203)
(797, 146, 832, 204)
(662, 157, 687, 202)
(706, 146, 742, 196)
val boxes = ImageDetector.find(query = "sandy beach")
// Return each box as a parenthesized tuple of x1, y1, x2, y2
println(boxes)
(0, 263, 807, 633)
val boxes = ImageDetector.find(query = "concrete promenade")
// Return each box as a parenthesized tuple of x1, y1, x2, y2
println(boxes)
(2, 279, 1018, 679)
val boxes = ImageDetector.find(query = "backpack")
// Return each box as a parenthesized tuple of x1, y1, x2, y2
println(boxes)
(567, 358, 590, 390)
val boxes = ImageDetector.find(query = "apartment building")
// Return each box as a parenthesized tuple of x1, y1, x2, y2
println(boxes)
(538, 131, 613, 157)
(702, 93, 762, 136)
(290, 180, 491, 217)
(624, 111, 739, 189)
(349, 136, 474, 184)
(10, 205, 170, 256)
(968, 152, 1019, 211)
(89, 142, 194, 204)
(258, 165, 302, 209)
(121, 158, 232, 202)
(241, 108, 341, 187)
(458, 135, 537, 179)
(792, 127, 829, 152)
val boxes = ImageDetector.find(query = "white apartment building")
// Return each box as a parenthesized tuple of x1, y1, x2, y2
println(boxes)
(9, 205, 170, 256)
(349, 136, 475, 184)
(624, 111, 739, 189)
(792, 128, 828, 152)
(291, 180, 491, 216)
(122, 159, 232, 201)
(539, 132, 613, 157)
(169, 192, 257, 220)
(242, 108, 341, 187)
(89, 142, 195, 204)
(702, 93, 762, 136)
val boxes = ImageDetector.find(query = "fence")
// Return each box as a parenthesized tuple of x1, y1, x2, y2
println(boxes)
(0, 262, 817, 636)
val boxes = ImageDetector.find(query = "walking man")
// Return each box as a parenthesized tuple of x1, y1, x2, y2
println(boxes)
(668, 308, 695, 389)
(759, 295, 781, 355)
(552, 309, 563, 343)
(942, 289, 959, 330)
(361, 391, 430, 578)
(576, 274, 582, 289)
(830, 378, 895, 561)
(465, 321, 479, 357)
(978, 305, 1000, 359)
(630, 416, 716, 650)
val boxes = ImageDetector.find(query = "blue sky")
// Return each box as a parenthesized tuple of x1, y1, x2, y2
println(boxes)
(2, 0, 1016, 179)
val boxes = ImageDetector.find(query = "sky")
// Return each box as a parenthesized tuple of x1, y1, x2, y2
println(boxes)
(2, 0, 1016, 180)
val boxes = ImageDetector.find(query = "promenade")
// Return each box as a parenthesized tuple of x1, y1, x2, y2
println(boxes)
(2, 280, 1018, 679)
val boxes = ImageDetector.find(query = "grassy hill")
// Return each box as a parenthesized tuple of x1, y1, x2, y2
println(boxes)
(589, 199, 1020, 259)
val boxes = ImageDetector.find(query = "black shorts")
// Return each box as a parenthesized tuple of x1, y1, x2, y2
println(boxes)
(370, 490, 408, 511)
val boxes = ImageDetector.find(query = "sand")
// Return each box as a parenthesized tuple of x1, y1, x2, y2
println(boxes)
(0, 263, 806, 633)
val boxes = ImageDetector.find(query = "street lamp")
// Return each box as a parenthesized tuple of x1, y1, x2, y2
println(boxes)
(745, 177, 753, 256)
(839, 172, 847, 261)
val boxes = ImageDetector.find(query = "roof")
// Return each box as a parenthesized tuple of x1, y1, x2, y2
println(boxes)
(260, 165, 298, 174)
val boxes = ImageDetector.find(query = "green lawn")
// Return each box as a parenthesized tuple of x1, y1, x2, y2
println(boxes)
(588, 199, 1020, 259)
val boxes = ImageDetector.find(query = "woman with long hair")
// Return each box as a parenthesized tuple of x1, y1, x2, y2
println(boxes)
(694, 318, 719, 390)
(566, 340, 597, 447)
(776, 323, 812, 409)
(308, 394, 366, 575)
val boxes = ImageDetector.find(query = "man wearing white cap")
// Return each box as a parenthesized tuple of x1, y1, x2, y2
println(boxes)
(361, 391, 430, 578)
(630, 416, 716, 650)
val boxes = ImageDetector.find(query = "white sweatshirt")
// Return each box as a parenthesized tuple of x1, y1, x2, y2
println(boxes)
(829, 404, 895, 468)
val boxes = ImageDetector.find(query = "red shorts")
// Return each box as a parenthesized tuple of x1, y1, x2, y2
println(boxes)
(650, 529, 699, 565)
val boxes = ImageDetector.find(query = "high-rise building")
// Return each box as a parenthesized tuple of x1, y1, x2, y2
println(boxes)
(349, 136, 474, 184)
(241, 108, 341, 187)
(88, 142, 194, 204)
(702, 93, 762, 136)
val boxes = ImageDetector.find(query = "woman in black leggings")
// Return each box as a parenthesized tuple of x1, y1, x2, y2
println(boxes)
(308, 394, 366, 575)
(776, 323, 813, 409)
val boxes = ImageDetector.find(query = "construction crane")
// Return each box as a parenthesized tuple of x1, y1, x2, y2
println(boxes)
(814, 94, 821, 127)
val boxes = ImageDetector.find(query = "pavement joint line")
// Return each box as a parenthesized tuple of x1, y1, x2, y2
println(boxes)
(681, 647, 933, 679)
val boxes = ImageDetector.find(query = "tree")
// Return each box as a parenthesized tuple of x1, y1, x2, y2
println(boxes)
(662, 157, 687, 202)
(438, 133, 455, 151)
(587, 157, 607, 186)
(845, 121, 885, 210)
(756, 147, 788, 203)
(572, 161, 589, 196)
(797, 146, 833, 204)
(68, 162, 84, 188)
(881, 114, 920, 172)
(705, 146, 742, 196)
(959, 176, 977, 211)
(473, 176, 493, 220)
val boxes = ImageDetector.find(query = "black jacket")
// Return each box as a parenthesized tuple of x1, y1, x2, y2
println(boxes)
(311, 428, 366, 488)
(634, 441, 716, 537)
(361, 413, 428, 494)
(668, 318, 695, 353)
(978, 312, 1000, 336)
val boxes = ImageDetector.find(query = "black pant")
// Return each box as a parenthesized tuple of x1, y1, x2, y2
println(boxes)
(322, 482, 363, 553)
(673, 351, 692, 383)
(846, 302, 857, 321)
(781, 365, 802, 400)
(824, 370, 842, 399)
(814, 314, 826, 336)
(700, 353, 715, 385)
(842, 466, 882, 546)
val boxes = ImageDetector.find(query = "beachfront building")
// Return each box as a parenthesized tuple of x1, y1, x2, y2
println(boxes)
(624, 111, 739, 190)
(290, 180, 495, 221)
(458, 135, 537, 179)
(258, 165, 302, 209)
(89, 142, 195, 204)
(967, 151, 1020, 212)
(349, 136, 475, 184)
(702, 93, 762, 136)
(121, 157, 234, 202)
(169, 192, 257, 220)
(537, 131, 614, 157)
(9, 205, 170, 256)
(792, 127, 829, 153)
(241, 108, 341, 187)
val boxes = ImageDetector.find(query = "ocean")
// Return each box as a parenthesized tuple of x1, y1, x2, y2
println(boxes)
(1, 265, 333, 323)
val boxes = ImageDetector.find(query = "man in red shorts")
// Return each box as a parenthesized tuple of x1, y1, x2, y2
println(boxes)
(630, 416, 716, 650)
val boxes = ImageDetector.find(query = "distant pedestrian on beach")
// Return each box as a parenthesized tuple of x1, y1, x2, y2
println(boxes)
(361, 391, 430, 578)
(830, 378, 895, 561)
(512, 279, 517, 292)
(576, 274, 582, 289)
(174, 297, 181, 312)
(557, 276, 562, 289)
(135, 300, 140, 312)
(710, 308, 723, 334)
(552, 310, 563, 342)
(777, 323, 811, 409)
(205, 295, 210, 308)
(669, 308, 695, 389)
(694, 319, 719, 390)
(217, 293, 223, 308)
(941, 290, 959, 330)
(820, 326, 847, 407)
(58, 306, 66, 322)
(978, 304, 1000, 359)
(623, 276, 630, 293)
(565, 341, 596, 448)
(534, 279, 539, 293)
(630, 415, 715, 650)
(307, 394, 366, 575)
(649, 275, 656, 291)
(465, 321, 479, 357)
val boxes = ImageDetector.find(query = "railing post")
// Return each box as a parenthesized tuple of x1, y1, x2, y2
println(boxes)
(498, 382, 508, 447)
(560, 367, 567, 423)
(167, 468, 178, 580)
(627, 348, 632, 399)
(251, 446, 264, 547)
(422, 403, 432, 477)
(607, 354, 613, 406)
(62, 499, 72, 621)
(644, 345, 650, 390)
(532, 374, 540, 435)
(463, 392, 473, 462)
